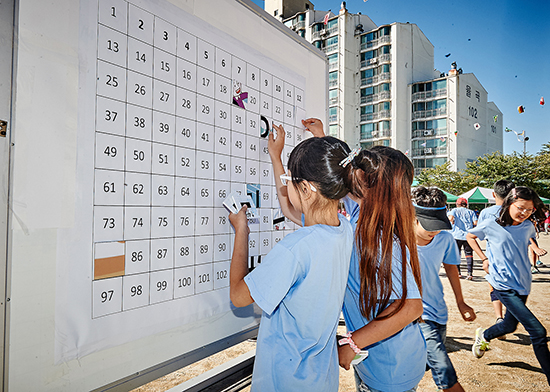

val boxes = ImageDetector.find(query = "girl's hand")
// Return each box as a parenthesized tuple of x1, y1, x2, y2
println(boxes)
(533, 246, 547, 257)
(337, 343, 355, 370)
(483, 258, 490, 274)
(228, 206, 250, 235)
(457, 301, 476, 322)
(268, 124, 285, 159)
(301, 118, 325, 137)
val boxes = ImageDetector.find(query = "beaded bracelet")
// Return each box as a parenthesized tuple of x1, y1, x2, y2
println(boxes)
(338, 332, 361, 354)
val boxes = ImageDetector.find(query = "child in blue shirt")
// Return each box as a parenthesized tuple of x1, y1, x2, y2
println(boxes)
(302, 118, 426, 392)
(448, 198, 478, 279)
(228, 125, 354, 392)
(467, 186, 550, 386)
(338, 147, 426, 392)
(412, 186, 475, 392)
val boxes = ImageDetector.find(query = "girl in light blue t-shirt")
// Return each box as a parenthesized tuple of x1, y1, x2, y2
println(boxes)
(467, 186, 550, 386)
(228, 125, 354, 392)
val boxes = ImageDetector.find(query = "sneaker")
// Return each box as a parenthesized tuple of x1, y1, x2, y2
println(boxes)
(532, 266, 540, 274)
(536, 260, 545, 267)
(466, 275, 473, 280)
(472, 327, 490, 358)
(496, 317, 506, 340)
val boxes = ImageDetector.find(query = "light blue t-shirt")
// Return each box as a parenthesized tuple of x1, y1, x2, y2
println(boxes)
(448, 207, 478, 240)
(418, 231, 461, 325)
(341, 197, 427, 392)
(244, 215, 353, 392)
(477, 205, 501, 262)
(478, 204, 501, 223)
(469, 219, 536, 295)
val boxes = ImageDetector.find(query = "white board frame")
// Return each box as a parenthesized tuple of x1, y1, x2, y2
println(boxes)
(3, 0, 328, 390)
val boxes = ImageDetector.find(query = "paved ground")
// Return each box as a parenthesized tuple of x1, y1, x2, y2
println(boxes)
(134, 234, 550, 392)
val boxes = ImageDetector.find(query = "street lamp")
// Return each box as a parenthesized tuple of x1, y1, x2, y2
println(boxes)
(505, 128, 529, 154)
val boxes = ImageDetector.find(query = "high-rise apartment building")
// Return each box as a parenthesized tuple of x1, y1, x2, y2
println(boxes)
(264, 0, 503, 173)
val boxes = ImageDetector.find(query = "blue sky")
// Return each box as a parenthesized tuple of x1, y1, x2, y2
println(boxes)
(252, 0, 550, 156)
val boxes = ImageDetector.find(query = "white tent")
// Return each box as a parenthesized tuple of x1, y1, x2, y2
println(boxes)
(457, 187, 496, 204)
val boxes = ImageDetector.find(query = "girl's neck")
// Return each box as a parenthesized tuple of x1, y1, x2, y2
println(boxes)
(303, 208, 340, 227)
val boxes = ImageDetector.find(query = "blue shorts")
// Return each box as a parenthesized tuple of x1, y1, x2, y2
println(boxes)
(419, 320, 459, 390)
(353, 368, 418, 392)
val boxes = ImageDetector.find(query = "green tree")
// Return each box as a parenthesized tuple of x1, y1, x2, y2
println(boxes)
(415, 162, 477, 195)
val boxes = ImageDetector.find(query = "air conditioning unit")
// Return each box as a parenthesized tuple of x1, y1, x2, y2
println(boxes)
(424, 148, 433, 154)
(372, 131, 379, 137)
(423, 130, 433, 136)
(320, 29, 327, 36)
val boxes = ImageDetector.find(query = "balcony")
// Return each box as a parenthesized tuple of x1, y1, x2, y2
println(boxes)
(327, 25, 338, 36)
(360, 110, 391, 122)
(360, 91, 391, 104)
(360, 129, 392, 141)
(412, 107, 447, 120)
(329, 62, 338, 71)
(329, 96, 338, 106)
(360, 54, 391, 69)
(411, 129, 447, 139)
(411, 88, 447, 102)
(329, 79, 338, 88)
(378, 54, 391, 63)
(329, 114, 338, 123)
(360, 35, 391, 51)
(323, 43, 338, 53)
(412, 146, 447, 156)
(295, 21, 306, 29)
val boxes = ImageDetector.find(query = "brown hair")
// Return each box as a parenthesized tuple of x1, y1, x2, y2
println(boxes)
(344, 146, 422, 320)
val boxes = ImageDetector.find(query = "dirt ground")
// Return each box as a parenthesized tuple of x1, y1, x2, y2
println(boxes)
(134, 234, 550, 392)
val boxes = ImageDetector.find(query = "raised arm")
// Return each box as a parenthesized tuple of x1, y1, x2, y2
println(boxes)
(269, 124, 302, 226)
(338, 298, 423, 370)
(301, 118, 325, 137)
(444, 263, 475, 321)
(228, 207, 254, 307)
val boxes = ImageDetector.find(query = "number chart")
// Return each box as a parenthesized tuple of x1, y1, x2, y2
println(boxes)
(92, 0, 306, 319)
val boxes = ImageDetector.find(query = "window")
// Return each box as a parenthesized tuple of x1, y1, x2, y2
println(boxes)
(380, 64, 390, 73)
(380, 45, 390, 54)
(313, 23, 324, 32)
(381, 139, 390, 147)
(298, 30, 305, 37)
(433, 79, 446, 90)
(426, 158, 447, 168)
(325, 36, 338, 46)
(379, 26, 391, 36)
(360, 32, 376, 43)
(361, 105, 374, 114)
(361, 141, 374, 149)
(328, 53, 338, 64)
(298, 13, 305, 21)
(305, 4, 310, 10)
(326, 19, 338, 29)
(413, 102, 425, 111)
(361, 69, 374, 79)
(328, 125, 338, 137)
(329, 107, 337, 117)
(381, 120, 391, 130)
(361, 87, 374, 96)
(314, 41, 322, 49)
(361, 50, 375, 61)
(380, 83, 390, 91)
(380, 101, 391, 111)
(329, 71, 338, 81)
(329, 89, 338, 99)
(360, 123, 374, 139)
(274, 10, 279, 16)
(432, 99, 446, 109)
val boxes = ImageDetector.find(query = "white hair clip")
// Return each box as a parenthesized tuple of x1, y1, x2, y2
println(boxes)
(339, 148, 361, 168)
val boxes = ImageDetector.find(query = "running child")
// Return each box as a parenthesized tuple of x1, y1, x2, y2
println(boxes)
(477, 179, 515, 337)
(413, 186, 475, 392)
(467, 186, 550, 386)
(228, 125, 354, 391)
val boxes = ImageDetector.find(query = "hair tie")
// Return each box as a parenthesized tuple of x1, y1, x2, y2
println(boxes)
(339, 148, 361, 168)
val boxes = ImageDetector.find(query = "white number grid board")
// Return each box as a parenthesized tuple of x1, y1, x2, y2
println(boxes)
(54, 0, 308, 363)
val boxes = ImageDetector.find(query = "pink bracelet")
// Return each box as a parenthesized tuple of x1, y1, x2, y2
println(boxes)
(338, 332, 361, 354)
